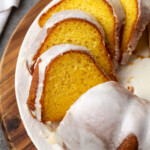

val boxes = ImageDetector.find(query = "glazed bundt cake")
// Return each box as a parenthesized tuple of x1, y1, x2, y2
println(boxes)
(31, 10, 116, 80)
(16, 0, 150, 149)
(27, 44, 110, 123)
(38, 0, 125, 61)
(120, 0, 150, 64)
(57, 81, 150, 150)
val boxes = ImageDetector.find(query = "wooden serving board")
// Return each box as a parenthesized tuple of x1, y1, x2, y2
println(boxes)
(0, 0, 51, 149)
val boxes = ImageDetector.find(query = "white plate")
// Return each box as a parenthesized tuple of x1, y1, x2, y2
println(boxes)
(15, 1, 150, 150)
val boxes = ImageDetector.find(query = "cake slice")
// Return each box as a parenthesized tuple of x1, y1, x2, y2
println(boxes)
(30, 10, 116, 80)
(120, 0, 150, 64)
(27, 44, 110, 123)
(57, 81, 150, 150)
(38, 0, 125, 62)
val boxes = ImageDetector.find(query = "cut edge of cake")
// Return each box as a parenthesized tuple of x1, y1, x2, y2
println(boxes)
(121, 0, 150, 64)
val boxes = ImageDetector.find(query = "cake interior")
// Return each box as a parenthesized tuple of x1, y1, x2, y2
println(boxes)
(35, 19, 115, 80)
(41, 51, 109, 122)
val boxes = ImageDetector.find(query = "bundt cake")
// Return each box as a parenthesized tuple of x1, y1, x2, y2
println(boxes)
(30, 10, 116, 80)
(38, 0, 125, 62)
(57, 81, 150, 150)
(27, 44, 110, 123)
(120, 0, 150, 64)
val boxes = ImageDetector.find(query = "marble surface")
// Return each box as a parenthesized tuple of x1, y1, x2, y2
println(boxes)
(0, 0, 39, 149)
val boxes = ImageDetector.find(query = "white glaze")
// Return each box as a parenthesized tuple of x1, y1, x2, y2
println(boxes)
(33, 44, 88, 121)
(142, 108, 150, 150)
(119, 57, 150, 100)
(116, 99, 149, 148)
(121, 0, 150, 64)
(118, 31, 150, 101)
(27, 10, 106, 70)
(45, 10, 105, 38)
(57, 81, 150, 150)
(107, 0, 125, 24)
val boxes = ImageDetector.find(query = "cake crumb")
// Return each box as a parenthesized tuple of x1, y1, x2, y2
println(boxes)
(127, 86, 135, 93)
(129, 62, 134, 66)
(136, 55, 145, 59)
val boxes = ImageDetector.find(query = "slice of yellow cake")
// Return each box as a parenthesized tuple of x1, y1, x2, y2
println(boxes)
(31, 10, 116, 80)
(27, 44, 110, 123)
(38, 0, 125, 62)
(120, 0, 150, 64)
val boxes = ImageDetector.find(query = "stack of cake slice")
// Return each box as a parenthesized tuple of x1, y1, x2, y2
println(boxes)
(38, 0, 125, 63)
(31, 10, 116, 80)
(26, 0, 150, 124)
(37, 0, 150, 64)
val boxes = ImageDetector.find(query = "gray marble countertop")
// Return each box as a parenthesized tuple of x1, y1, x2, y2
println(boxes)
(0, 0, 39, 149)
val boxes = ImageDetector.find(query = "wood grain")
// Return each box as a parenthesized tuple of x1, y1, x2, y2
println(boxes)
(0, 0, 51, 149)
